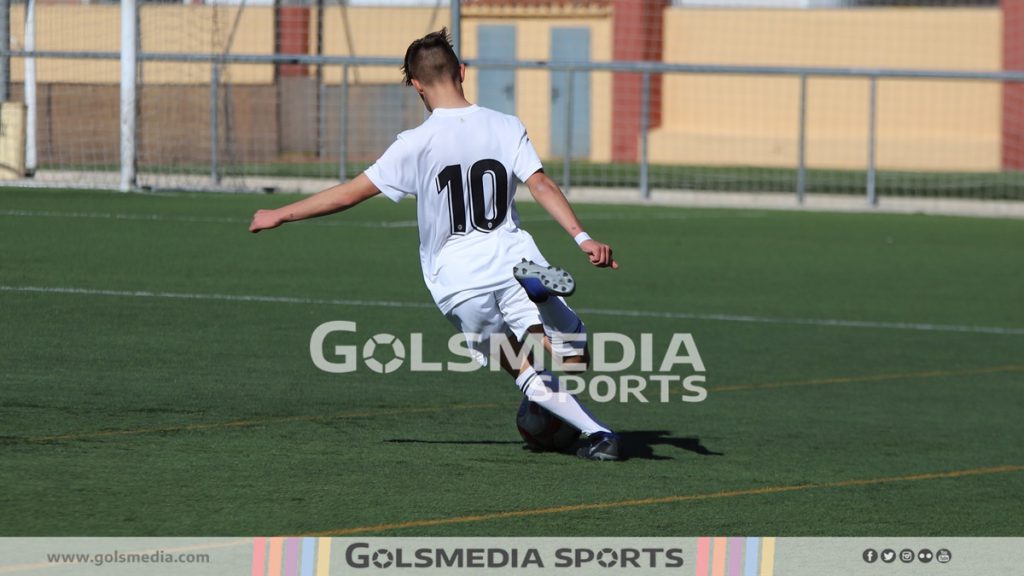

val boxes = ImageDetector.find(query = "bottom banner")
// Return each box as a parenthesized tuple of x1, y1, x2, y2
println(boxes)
(0, 537, 1019, 575)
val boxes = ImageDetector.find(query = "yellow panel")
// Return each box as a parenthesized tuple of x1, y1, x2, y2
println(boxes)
(0, 103, 26, 180)
(654, 8, 1002, 171)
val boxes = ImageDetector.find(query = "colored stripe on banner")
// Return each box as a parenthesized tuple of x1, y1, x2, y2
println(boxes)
(316, 538, 332, 576)
(711, 537, 728, 576)
(760, 537, 776, 576)
(727, 537, 745, 576)
(695, 537, 711, 576)
(267, 538, 284, 576)
(284, 538, 300, 576)
(744, 537, 761, 576)
(251, 537, 267, 576)
(300, 538, 316, 576)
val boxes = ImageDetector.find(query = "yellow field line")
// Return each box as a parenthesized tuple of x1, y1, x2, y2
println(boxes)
(713, 364, 1024, 392)
(21, 403, 500, 443)
(13, 364, 1020, 444)
(308, 464, 1024, 536)
(0, 466, 1018, 573)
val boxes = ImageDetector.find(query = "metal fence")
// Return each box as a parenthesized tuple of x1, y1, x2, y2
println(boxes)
(4, 0, 1023, 204)
(3, 48, 1024, 202)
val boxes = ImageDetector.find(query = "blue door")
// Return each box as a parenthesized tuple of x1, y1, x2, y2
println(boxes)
(477, 25, 516, 115)
(550, 27, 590, 159)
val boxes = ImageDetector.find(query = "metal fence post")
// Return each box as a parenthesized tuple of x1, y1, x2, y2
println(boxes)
(640, 70, 651, 200)
(315, 0, 325, 159)
(339, 63, 349, 182)
(318, 81, 326, 160)
(210, 63, 220, 185)
(562, 68, 573, 195)
(25, 0, 38, 177)
(797, 73, 807, 204)
(450, 0, 461, 58)
(0, 1, 9, 102)
(867, 76, 877, 206)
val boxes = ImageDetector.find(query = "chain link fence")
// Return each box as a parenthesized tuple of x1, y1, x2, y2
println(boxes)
(2, 0, 1023, 202)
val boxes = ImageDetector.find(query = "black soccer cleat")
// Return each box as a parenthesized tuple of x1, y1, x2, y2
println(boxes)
(576, 431, 620, 461)
(513, 259, 576, 303)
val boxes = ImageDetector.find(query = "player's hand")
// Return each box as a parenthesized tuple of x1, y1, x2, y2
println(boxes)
(580, 239, 618, 269)
(249, 209, 283, 233)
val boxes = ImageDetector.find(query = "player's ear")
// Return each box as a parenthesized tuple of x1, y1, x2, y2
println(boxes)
(459, 63, 466, 83)
(410, 78, 425, 95)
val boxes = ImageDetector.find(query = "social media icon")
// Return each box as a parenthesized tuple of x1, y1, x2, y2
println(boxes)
(863, 549, 878, 563)
(900, 549, 915, 563)
(880, 549, 896, 563)
(919, 549, 934, 563)
(936, 549, 952, 564)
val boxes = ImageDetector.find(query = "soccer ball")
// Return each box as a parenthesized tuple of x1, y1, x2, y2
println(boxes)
(516, 398, 581, 452)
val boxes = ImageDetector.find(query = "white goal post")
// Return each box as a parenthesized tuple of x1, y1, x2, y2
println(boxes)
(120, 0, 137, 192)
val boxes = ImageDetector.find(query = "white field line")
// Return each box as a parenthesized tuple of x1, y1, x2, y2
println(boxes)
(0, 285, 434, 310)
(0, 208, 761, 227)
(583, 306, 1024, 335)
(2, 285, 1023, 336)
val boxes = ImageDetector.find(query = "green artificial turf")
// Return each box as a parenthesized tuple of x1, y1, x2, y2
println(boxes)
(1, 187, 1022, 536)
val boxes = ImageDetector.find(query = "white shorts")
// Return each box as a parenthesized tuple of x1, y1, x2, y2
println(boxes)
(444, 283, 586, 367)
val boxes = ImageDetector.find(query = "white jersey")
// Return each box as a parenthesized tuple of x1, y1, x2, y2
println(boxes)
(365, 105, 547, 313)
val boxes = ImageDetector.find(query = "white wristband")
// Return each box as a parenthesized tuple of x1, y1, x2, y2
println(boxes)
(573, 232, 592, 246)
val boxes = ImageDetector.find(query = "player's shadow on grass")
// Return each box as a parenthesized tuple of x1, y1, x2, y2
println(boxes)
(620, 431, 724, 460)
(384, 432, 723, 461)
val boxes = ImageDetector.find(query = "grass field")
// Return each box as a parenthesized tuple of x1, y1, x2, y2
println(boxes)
(1, 187, 1022, 537)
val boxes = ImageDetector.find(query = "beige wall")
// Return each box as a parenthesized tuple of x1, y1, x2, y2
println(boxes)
(9, 5, 120, 85)
(5, 5, 1006, 170)
(9, 5, 274, 84)
(317, 7, 447, 84)
(652, 8, 1002, 171)
(141, 6, 275, 84)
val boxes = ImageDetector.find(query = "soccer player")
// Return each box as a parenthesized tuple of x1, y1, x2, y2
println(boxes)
(249, 28, 620, 460)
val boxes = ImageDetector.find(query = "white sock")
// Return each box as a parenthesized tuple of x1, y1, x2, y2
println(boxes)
(515, 366, 611, 436)
(534, 297, 586, 359)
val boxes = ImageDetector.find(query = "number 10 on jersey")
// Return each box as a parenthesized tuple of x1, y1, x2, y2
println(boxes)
(436, 159, 510, 236)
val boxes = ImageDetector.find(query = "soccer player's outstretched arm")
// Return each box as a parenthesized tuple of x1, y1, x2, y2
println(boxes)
(248, 173, 380, 233)
(525, 170, 619, 269)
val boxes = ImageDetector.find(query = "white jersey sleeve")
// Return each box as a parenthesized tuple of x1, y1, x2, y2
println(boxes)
(364, 133, 418, 203)
(512, 120, 544, 183)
